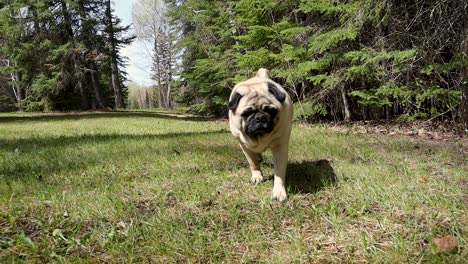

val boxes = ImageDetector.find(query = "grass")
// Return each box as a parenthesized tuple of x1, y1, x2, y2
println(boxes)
(0, 109, 466, 263)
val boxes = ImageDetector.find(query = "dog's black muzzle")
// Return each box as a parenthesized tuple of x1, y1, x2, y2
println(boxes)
(245, 111, 274, 137)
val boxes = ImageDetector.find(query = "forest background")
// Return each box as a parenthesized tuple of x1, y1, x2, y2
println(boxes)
(0, 0, 466, 129)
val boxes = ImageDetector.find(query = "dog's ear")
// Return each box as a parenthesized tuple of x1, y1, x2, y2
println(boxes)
(228, 92, 243, 111)
(267, 82, 286, 103)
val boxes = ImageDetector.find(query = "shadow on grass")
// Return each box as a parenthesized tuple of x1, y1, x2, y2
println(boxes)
(0, 129, 229, 153)
(0, 130, 234, 180)
(0, 110, 212, 123)
(286, 159, 337, 194)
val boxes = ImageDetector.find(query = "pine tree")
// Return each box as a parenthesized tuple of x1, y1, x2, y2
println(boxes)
(105, 0, 125, 109)
(164, 0, 466, 126)
(0, 0, 134, 111)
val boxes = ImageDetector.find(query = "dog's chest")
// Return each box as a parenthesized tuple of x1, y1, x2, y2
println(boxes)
(240, 129, 283, 153)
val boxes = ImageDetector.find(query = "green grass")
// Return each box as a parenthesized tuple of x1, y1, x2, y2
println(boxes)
(0, 110, 466, 263)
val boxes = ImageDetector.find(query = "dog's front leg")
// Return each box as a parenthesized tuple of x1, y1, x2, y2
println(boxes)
(239, 143, 263, 185)
(271, 143, 288, 201)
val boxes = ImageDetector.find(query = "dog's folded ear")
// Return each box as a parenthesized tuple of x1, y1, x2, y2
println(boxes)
(228, 92, 243, 111)
(267, 82, 286, 103)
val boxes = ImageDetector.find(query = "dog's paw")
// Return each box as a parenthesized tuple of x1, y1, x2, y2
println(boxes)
(271, 187, 288, 202)
(250, 170, 263, 185)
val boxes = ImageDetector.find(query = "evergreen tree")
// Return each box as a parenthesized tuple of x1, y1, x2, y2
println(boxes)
(164, 0, 466, 127)
(105, 0, 125, 108)
(1, 0, 465, 128)
(0, 0, 134, 111)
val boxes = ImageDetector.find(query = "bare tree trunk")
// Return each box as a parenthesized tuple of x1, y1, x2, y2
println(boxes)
(461, 63, 467, 129)
(14, 73, 23, 110)
(90, 69, 104, 109)
(77, 1, 105, 110)
(166, 81, 172, 109)
(139, 89, 145, 108)
(10, 73, 19, 102)
(158, 87, 164, 108)
(4, 59, 23, 110)
(110, 58, 124, 108)
(76, 76, 89, 109)
(166, 48, 172, 109)
(74, 56, 90, 110)
(462, 86, 467, 130)
(60, 1, 74, 40)
(341, 87, 351, 121)
(462, 18, 468, 130)
(106, 0, 125, 109)
(153, 39, 163, 108)
(12, 64, 23, 111)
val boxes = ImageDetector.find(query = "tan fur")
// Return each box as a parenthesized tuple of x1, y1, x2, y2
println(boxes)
(228, 68, 293, 201)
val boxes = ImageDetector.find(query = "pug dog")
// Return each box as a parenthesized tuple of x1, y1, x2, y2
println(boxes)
(228, 68, 293, 201)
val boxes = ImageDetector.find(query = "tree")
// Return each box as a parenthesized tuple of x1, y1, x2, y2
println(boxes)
(133, 0, 178, 109)
(164, 0, 466, 128)
(164, 0, 238, 114)
(105, 0, 125, 109)
(0, 0, 134, 111)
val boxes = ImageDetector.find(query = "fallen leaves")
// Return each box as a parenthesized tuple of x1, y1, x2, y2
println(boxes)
(417, 176, 429, 183)
(432, 235, 458, 253)
(330, 120, 466, 142)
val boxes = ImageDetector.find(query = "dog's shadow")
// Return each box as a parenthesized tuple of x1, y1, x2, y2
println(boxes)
(285, 159, 337, 194)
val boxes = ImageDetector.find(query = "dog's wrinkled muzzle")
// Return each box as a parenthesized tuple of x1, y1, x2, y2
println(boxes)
(245, 112, 274, 137)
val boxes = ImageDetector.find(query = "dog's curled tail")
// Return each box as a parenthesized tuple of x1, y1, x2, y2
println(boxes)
(256, 68, 270, 78)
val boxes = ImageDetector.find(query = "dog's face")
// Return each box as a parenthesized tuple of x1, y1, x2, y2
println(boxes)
(241, 104, 277, 137)
(229, 81, 286, 139)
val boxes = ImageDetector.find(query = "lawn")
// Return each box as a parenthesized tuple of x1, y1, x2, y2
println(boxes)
(0, 110, 466, 263)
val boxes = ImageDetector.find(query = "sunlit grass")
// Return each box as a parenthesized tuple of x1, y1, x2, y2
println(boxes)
(0, 110, 466, 262)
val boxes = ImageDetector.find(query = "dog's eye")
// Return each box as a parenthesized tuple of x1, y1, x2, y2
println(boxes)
(241, 108, 255, 118)
(263, 106, 278, 117)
